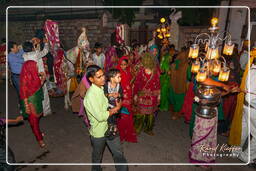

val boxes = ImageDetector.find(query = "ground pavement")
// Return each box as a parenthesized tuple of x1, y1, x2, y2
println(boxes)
(0, 81, 254, 171)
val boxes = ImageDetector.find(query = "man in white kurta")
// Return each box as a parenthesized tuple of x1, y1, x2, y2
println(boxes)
(240, 40, 249, 71)
(239, 62, 256, 164)
(23, 42, 52, 116)
(240, 50, 249, 71)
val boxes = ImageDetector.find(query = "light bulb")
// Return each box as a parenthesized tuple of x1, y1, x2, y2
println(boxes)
(211, 17, 218, 27)
(160, 18, 166, 23)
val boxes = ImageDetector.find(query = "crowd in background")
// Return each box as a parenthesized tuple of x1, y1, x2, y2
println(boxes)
(1, 24, 256, 170)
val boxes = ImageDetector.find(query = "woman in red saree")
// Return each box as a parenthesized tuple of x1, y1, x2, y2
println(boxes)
(116, 56, 137, 143)
(130, 44, 143, 82)
(133, 53, 160, 136)
(20, 60, 46, 148)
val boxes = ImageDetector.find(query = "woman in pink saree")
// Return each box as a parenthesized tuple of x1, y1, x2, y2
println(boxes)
(189, 78, 231, 169)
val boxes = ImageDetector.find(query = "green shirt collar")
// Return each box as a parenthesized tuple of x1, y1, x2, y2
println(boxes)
(91, 83, 104, 92)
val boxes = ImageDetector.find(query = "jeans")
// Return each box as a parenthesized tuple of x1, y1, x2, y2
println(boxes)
(11, 73, 22, 114)
(91, 136, 128, 171)
(11, 73, 20, 99)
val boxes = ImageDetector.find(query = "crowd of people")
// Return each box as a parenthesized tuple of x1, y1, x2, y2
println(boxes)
(1, 24, 256, 170)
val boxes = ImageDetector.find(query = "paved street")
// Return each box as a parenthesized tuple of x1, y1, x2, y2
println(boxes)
(0, 81, 254, 171)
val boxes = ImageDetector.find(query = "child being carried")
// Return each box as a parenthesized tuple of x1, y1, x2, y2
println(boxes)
(104, 69, 123, 140)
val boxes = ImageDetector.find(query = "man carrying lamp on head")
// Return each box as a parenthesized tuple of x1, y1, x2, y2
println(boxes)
(188, 17, 240, 168)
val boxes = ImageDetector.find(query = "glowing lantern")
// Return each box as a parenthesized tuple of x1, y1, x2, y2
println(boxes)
(157, 28, 161, 32)
(191, 60, 201, 73)
(211, 17, 218, 27)
(157, 34, 163, 39)
(196, 69, 207, 82)
(160, 18, 166, 23)
(188, 44, 199, 59)
(161, 28, 167, 32)
(210, 60, 221, 75)
(218, 68, 230, 81)
(223, 41, 234, 55)
(165, 33, 170, 37)
(206, 46, 219, 59)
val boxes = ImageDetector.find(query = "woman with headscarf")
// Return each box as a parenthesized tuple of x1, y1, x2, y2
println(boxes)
(169, 50, 191, 120)
(116, 56, 137, 143)
(130, 43, 142, 82)
(71, 71, 91, 127)
(133, 53, 160, 136)
(19, 60, 46, 148)
(159, 45, 175, 111)
(180, 80, 195, 124)
(104, 46, 118, 72)
(149, 44, 160, 67)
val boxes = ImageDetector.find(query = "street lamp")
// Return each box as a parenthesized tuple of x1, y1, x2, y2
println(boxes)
(190, 17, 234, 118)
(156, 17, 171, 44)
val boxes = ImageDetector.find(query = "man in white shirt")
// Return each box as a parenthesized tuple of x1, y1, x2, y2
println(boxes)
(240, 40, 249, 71)
(238, 58, 256, 166)
(92, 42, 105, 69)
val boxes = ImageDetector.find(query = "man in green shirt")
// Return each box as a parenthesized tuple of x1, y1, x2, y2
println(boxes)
(84, 65, 128, 171)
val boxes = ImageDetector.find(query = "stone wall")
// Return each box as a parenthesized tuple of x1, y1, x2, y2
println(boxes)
(178, 26, 208, 49)
(6, 18, 118, 50)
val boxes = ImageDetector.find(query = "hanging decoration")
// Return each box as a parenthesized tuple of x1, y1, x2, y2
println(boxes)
(156, 17, 171, 45)
(115, 24, 125, 45)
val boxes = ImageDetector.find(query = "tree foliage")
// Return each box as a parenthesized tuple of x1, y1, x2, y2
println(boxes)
(158, 0, 223, 26)
(104, 0, 223, 26)
(103, 0, 144, 26)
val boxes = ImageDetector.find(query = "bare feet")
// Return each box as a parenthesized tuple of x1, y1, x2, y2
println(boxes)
(145, 131, 154, 136)
(220, 131, 229, 137)
(171, 112, 178, 120)
(171, 115, 178, 120)
(39, 140, 46, 148)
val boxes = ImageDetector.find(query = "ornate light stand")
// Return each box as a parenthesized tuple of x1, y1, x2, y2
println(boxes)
(156, 17, 171, 45)
(189, 17, 234, 118)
